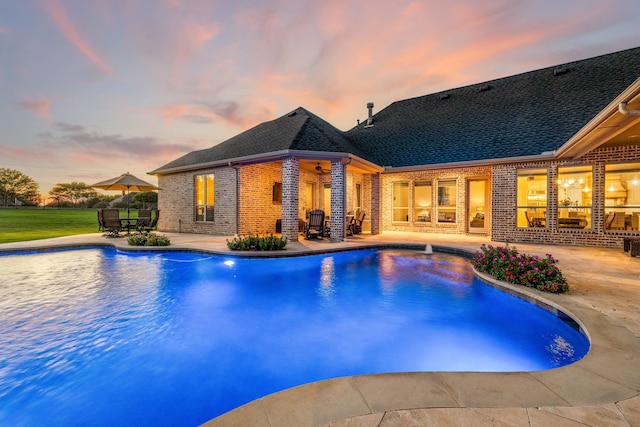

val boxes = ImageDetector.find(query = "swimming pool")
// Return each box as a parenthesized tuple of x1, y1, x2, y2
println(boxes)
(0, 247, 588, 426)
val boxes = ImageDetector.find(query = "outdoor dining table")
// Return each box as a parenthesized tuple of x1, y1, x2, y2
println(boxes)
(119, 218, 138, 235)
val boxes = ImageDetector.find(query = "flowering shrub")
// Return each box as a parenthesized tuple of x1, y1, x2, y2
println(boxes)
(471, 244, 569, 293)
(226, 234, 288, 251)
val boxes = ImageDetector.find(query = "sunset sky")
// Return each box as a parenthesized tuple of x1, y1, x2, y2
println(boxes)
(1, 0, 639, 195)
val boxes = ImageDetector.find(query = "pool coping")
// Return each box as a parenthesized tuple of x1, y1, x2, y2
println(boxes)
(2, 236, 639, 426)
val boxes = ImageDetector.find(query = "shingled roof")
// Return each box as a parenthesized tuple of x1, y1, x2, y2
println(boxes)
(152, 107, 365, 173)
(153, 47, 640, 174)
(347, 46, 640, 167)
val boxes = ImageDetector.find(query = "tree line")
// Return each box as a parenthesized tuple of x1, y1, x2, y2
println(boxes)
(0, 168, 157, 209)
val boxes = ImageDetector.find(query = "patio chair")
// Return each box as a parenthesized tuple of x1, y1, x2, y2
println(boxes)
(101, 208, 122, 237)
(304, 209, 325, 239)
(135, 209, 152, 233)
(139, 210, 160, 235)
(349, 211, 366, 235)
(97, 208, 104, 231)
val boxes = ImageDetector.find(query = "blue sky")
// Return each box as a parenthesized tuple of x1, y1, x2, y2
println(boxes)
(1, 0, 639, 194)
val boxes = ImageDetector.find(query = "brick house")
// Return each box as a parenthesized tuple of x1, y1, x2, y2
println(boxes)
(150, 46, 640, 248)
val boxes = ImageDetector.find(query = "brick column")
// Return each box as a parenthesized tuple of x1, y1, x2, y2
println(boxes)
(282, 157, 299, 242)
(330, 159, 346, 242)
(370, 173, 381, 235)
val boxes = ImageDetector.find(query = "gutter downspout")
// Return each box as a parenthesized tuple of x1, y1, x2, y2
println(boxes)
(619, 102, 640, 115)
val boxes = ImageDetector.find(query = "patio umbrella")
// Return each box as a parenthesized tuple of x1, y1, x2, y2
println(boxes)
(91, 172, 158, 218)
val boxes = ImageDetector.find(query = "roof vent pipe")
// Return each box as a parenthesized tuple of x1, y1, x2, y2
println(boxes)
(619, 102, 640, 115)
(365, 102, 374, 127)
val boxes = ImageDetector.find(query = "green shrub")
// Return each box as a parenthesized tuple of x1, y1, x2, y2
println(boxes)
(471, 243, 569, 294)
(226, 234, 287, 251)
(127, 233, 170, 246)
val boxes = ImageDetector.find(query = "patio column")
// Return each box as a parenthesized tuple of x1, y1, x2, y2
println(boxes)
(370, 172, 381, 235)
(330, 159, 346, 242)
(281, 156, 299, 242)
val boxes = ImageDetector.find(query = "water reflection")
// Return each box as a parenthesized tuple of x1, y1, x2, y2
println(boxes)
(317, 256, 336, 302)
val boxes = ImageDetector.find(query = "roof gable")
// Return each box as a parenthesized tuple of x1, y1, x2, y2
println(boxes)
(152, 107, 363, 173)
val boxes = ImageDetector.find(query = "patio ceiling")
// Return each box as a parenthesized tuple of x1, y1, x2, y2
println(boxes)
(298, 158, 382, 175)
(557, 77, 640, 158)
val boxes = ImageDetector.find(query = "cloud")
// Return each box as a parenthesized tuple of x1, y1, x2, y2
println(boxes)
(55, 122, 86, 133)
(18, 96, 52, 121)
(39, 0, 112, 74)
(0, 144, 55, 161)
(161, 100, 272, 129)
(42, 122, 195, 168)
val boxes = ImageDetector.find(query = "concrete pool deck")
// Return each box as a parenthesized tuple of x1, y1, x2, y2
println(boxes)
(1, 231, 639, 426)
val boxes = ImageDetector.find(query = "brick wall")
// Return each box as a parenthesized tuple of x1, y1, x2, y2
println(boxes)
(381, 166, 492, 234)
(491, 144, 640, 248)
(238, 162, 283, 235)
(157, 166, 237, 235)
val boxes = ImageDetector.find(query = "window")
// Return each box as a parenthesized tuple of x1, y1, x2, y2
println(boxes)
(557, 166, 592, 230)
(323, 184, 331, 218)
(195, 174, 214, 222)
(304, 182, 316, 218)
(392, 182, 409, 222)
(354, 183, 362, 214)
(272, 182, 282, 203)
(517, 169, 547, 227)
(604, 163, 640, 231)
(414, 181, 432, 222)
(437, 180, 456, 223)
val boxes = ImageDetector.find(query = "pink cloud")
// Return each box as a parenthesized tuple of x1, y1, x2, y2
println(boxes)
(0, 144, 56, 161)
(39, 0, 112, 74)
(18, 96, 52, 121)
(161, 101, 272, 130)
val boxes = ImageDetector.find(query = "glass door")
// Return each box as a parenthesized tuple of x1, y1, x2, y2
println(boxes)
(467, 178, 488, 233)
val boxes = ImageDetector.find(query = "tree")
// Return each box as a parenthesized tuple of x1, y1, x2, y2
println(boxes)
(49, 182, 99, 207)
(134, 191, 158, 209)
(0, 168, 40, 207)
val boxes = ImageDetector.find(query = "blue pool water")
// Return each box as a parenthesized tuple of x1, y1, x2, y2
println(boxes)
(0, 247, 588, 426)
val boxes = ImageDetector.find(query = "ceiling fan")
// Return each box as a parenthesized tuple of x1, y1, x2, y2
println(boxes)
(315, 162, 330, 174)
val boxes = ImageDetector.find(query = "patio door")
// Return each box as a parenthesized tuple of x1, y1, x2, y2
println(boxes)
(467, 178, 489, 233)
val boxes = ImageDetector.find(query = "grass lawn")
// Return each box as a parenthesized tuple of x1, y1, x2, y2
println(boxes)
(0, 208, 105, 243)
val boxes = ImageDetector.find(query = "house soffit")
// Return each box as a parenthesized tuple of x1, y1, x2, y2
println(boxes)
(557, 78, 640, 159)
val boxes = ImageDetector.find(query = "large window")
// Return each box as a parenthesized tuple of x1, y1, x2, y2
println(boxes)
(604, 163, 640, 231)
(557, 166, 592, 230)
(354, 183, 362, 214)
(392, 182, 409, 222)
(414, 181, 432, 222)
(195, 174, 214, 222)
(517, 169, 547, 227)
(437, 180, 456, 223)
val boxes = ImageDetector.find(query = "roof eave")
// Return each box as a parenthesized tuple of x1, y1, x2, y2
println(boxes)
(381, 152, 558, 173)
(149, 149, 384, 176)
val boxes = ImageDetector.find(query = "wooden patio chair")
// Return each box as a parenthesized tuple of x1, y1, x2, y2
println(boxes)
(349, 211, 366, 235)
(304, 209, 325, 239)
